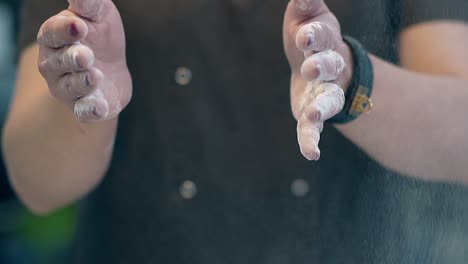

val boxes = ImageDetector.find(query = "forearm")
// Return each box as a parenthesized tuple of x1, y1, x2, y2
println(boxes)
(336, 55, 468, 183)
(2, 45, 117, 214)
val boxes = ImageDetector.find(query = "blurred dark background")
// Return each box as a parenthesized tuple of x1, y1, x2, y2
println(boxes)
(0, 1, 77, 263)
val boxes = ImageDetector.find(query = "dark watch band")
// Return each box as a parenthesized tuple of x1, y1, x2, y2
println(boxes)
(328, 36, 374, 124)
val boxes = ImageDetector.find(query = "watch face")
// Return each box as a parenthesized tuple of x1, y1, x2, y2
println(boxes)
(350, 85, 373, 117)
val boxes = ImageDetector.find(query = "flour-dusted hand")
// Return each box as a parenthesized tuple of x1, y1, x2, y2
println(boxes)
(283, 0, 353, 160)
(37, 0, 132, 122)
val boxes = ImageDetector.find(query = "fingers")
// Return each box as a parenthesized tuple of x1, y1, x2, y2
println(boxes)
(51, 67, 103, 102)
(299, 50, 345, 122)
(40, 44, 94, 75)
(294, 81, 344, 161)
(38, 15, 88, 48)
(36, 0, 126, 123)
(301, 50, 345, 81)
(296, 21, 341, 52)
(68, 0, 105, 21)
(285, 1, 346, 161)
(297, 116, 323, 161)
(303, 82, 345, 123)
(74, 89, 110, 122)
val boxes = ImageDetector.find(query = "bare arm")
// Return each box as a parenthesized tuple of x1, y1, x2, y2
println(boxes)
(2, 45, 117, 214)
(335, 22, 468, 183)
(284, 1, 468, 184)
(2, 0, 131, 214)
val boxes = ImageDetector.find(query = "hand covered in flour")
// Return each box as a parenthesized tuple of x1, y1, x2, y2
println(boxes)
(283, 0, 353, 160)
(37, 0, 132, 122)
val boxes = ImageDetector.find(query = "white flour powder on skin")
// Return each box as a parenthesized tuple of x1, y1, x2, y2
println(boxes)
(74, 88, 109, 121)
(297, 115, 323, 160)
(296, 61, 345, 159)
(296, 19, 345, 124)
(302, 50, 345, 81)
(298, 81, 344, 121)
(296, 81, 344, 160)
(296, 22, 341, 53)
(56, 44, 93, 70)
(73, 73, 124, 122)
(305, 82, 345, 122)
(37, 16, 69, 48)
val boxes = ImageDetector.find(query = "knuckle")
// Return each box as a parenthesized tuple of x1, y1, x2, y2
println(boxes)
(37, 60, 49, 76)
(297, 117, 313, 133)
(66, 73, 88, 97)
(36, 19, 51, 44)
(330, 83, 343, 92)
(321, 22, 340, 39)
(325, 87, 345, 110)
(330, 52, 345, 73)
(313, 51, 344, 80)
(37, 17, 58, 45)
(323, 83, 343, 96)
(75, 45, 94, 69)
(297, 117, 307, 131)
(301, 59, 320, 79)
(329, 84, 345, 98)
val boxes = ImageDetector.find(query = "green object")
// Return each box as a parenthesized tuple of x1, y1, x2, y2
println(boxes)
(11, 205, 78, 264)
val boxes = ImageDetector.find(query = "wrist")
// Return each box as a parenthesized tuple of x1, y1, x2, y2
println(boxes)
(340, 40, 354, 93)
(328, 36, 374, 124)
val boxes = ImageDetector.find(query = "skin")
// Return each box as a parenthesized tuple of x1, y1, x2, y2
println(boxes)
(284, 0, 352, 160)
(37, 0, 131, 122)
(284, 0, 468, 183)
(2, 0, 130, 214)
(2, 0, 468, 214)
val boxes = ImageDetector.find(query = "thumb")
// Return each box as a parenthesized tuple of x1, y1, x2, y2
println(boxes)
(67, 0, 106, 21)
(291, 0, 328, 20)
(283, 0, 328, 73)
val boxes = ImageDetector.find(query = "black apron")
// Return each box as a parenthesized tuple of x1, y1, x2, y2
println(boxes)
(67, 0, 468, 263)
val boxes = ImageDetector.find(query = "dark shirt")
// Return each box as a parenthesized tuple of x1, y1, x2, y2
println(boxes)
(18, 0, 468, 263)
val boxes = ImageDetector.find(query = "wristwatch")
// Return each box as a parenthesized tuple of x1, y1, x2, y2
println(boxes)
(328, 36, 374, 124)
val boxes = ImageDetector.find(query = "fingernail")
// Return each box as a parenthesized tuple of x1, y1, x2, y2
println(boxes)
(307, 107, 318, 122)
(85, 74, 91, 87)
(306, 32, 314, 48)
(69, 22, 79, 36)
(315, 64, 322, 79)
(76, 59, 83, 69)
(314, 109, 322, 122)
(72, 50, 83, 68)
(91, 100, 109, 119)
(91, 106, 101, 117)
